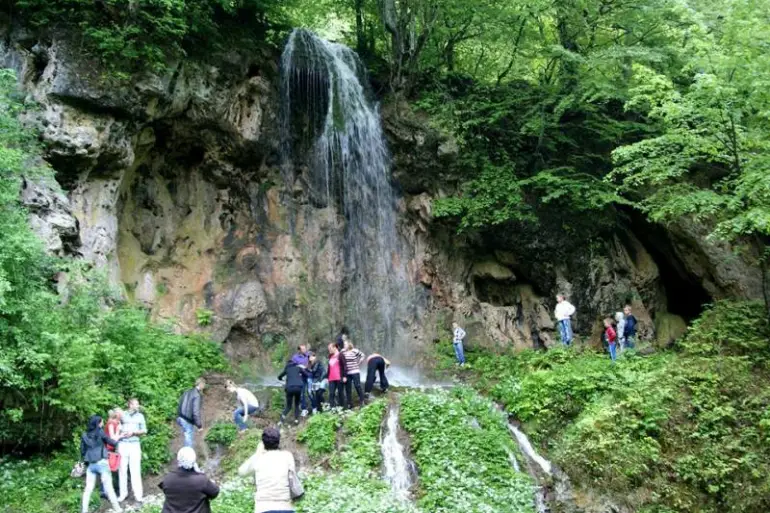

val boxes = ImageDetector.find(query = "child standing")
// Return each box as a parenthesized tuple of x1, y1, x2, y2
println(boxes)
(604, 318, 617, 363)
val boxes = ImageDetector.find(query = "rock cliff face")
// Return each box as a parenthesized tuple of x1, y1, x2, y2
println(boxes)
(2, 29, 761, 365)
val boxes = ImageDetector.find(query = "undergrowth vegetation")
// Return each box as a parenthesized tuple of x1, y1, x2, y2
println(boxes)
(461, 301, 770, 513)
(0, 70, 225, 512)
(401, 387, 535, 513)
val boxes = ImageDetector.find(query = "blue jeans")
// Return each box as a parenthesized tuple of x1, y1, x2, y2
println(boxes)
(609, 343, 617, 362)
(558, 319, 573, 345)
(626, 334, 635, 349)
(176, 417, 195, 447)
(234, 405, 260, 431)
(453, 341, 466, 364)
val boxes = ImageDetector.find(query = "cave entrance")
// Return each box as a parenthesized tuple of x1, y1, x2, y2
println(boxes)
(624, 212, 711, 321)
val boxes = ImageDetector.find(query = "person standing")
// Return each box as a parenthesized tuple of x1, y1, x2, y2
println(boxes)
(614, 311, 627, 351)
(159, 447, 219, 513)
(118, 399, 146, 504)
(103, 409, 122, 495)
(364, 353, 390, 396)
(291, 344, 310, 416)
(225, 380, 261, 432)
(554, 294, 576, 346)
(342, 341, 365, 409)
(604, 318, 618, 363)
(177, 378, 205, 448)
(335, 327, 349, 351)
(623, 304, 638, 349)
(307, 353, 326, 414)
(238, 427, 300, 513)
(451, 322, 467, 366)
(278, 359, 305, 425)
(80, 415, 123, 513)
(326, 343, 347, 409)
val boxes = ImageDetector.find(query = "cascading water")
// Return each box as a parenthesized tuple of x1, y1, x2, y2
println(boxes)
(280, 29, 412, 358)
(380, 406, 413, 499)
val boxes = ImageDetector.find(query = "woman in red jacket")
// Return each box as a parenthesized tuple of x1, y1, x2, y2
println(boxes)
(604, 318, 617, 363)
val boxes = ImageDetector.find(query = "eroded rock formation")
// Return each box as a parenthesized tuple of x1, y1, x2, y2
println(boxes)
(2, 28, 761, 366)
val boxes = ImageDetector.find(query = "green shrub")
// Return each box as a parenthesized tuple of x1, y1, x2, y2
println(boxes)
(196, 308, 214, 326)
(681, 300, 770, 360)
(297, 411, 342, 457)
(333, 399, 387, 472)
(205, 422, 238, 448)
(401, 388, 535, 513)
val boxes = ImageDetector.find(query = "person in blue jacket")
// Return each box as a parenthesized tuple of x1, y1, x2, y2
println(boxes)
(623, 304, 638, 349)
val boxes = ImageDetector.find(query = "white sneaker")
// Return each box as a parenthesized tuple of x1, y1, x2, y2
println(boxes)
(301, 409, 309, 417)
(312, 408, 318, 415)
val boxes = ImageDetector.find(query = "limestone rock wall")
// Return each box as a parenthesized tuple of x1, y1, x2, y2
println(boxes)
(2, 28, 760, 365)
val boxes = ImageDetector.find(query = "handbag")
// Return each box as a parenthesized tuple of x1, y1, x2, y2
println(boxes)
(108, 451, 121, 472)
(71, 461, 86, 478)
(288, 469, 304, 499)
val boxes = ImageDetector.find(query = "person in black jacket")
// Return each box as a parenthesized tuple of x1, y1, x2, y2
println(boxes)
(159, 447, 219, 513)
(307, 353, 326, 414)
(80, 415, 123, 513)
(623, 304, 638, 349)
(177, 378, 205, 448)
(278, 360, 305, 425)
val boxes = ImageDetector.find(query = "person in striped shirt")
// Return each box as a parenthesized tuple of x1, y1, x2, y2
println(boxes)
(342, 340, 365, 409)
(452, 322, 467, 366)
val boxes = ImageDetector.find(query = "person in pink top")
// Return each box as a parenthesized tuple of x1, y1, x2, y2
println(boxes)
(326, 343, 347, 409)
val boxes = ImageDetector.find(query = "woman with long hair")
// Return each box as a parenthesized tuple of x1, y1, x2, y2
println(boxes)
(80, 415, 123, 513)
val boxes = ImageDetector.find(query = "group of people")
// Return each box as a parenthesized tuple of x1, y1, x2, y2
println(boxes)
(554, 294, 639, 362)
(157, 427, 301, 513)
(82, 416, 301, 513)
(603, 304, 638, 362)
(78, 399, 147, 513)
(277, 327, 391, 425)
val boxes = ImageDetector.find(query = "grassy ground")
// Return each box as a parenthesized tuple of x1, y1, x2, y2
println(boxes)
(443, 301, 770, 513)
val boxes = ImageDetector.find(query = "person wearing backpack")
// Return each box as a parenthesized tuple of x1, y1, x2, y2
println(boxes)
(80, 415, 123, 513)
(177, 378, 205, 448)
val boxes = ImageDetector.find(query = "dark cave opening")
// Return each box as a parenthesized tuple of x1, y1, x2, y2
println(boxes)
(624, 212, 712, 321)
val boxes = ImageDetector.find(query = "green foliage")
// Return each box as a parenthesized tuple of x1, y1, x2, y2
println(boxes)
(297, 410, 342, 457)
(11, 0, 293, 76)
(220, 428, 262, 477)
(205, 421, 238, 448)
(682, 301, 770, 359)
(332, 399, 387, 472)
(401, 388, 535, 513)
(463, 301, 770, 512)
(0, 69, 225, 509)
(195, 308, 214, 326)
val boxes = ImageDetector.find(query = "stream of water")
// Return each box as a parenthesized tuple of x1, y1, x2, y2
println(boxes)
(280, 29, 412, 359)
(380, 406, 413, 500)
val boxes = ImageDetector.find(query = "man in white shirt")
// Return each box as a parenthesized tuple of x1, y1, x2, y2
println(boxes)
(451, 322, 467, 366)
(226, 380, 261, 432)
(554, 294, 576, 346)
(118, 398, 146, 503)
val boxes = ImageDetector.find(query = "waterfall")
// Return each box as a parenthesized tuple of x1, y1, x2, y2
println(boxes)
(380, 406, 413, 499)
(508, 424, 552, 476)
(507, 421, 576, 513)
(280, 29, 411, 357)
